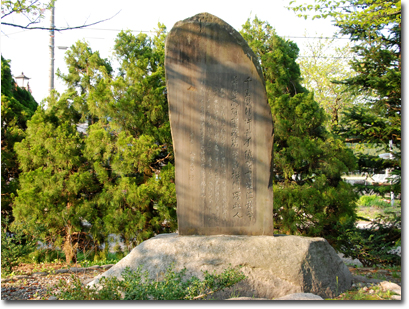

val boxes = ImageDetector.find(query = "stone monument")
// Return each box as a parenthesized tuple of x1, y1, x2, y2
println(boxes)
(88, 14, 353, 299)
(165, 12, 274, 235)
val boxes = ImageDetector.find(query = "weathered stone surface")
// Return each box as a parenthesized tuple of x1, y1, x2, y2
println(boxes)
(337, 252, 363, 267)
(273, 293, 324, 300)
(352, 274, 383, 284)
(88, 234, 352, 299)
(226, 297, 269, 300)
(55, 269, 69, 274)
(165, 13, 274, 235)
(379, 281, 401, 295)
(69, 267, 85, 273)
(13, 274, 31, 279)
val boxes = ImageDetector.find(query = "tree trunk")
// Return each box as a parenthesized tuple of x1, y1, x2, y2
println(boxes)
(62, 226, 78, 264)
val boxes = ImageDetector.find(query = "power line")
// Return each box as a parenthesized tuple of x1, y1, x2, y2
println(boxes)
(86, 28, 155, 33)
(86, 28, 351, 40)
(2, 26, 350, 40)
(86, 29, 351, 40)
(0, 29, 30, 36)
(284, 36, 350, 40)
(298, 56, 353, 59)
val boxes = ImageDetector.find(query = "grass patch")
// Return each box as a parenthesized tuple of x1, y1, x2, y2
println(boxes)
(356, 194, 401, 220)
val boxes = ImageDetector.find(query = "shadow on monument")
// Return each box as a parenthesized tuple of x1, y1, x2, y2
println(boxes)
(165, 19, 275, 235)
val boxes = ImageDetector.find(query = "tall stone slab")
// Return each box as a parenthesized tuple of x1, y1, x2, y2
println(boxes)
(165, 13, 274, 235)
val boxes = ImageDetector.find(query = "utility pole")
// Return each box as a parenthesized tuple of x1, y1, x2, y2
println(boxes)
(49, 5, 55, 93)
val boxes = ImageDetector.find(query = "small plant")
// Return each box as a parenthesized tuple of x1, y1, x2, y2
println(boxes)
(79, 256, 121, 268)
(90, 245, 111, 263)
(229, 288, 241, 299)
(75, 246, 121, 268)
(52, 263, 246, 300)
(391, 271, 401, 279)
(335, 276, 339, 296)
(113, 243, 125, 260)
(370, 272, 388, 281)
(328, 285, 399, 301)
(28, 248, 65, 264)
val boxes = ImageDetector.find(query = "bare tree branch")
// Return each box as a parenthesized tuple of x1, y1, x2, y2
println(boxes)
(1, 10, 121, 31)
(1, 10, 16, 19)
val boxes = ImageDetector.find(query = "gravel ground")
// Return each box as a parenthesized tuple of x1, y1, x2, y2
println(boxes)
(1, 265, 401, 300)
(1, 266, 109, 300)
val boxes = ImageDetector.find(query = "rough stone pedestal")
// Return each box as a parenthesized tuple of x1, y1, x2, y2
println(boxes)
(89, 234, 352, 299)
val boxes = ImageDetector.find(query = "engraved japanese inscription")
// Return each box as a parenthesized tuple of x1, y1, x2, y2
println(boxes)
(165, 13, 274, 235)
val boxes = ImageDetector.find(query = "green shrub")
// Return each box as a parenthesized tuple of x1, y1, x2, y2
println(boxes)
(90, 245, 111, 263)
(1, 217, 37, 274)
(52, 264, 246, 300)
(112, 243, 126, 260)
(93, 250, 105, 262)
(77, 250, 121, 268)
(28, 248, 65, 264)
(332, 213, 401, 267)
(75, 250, 95, 263)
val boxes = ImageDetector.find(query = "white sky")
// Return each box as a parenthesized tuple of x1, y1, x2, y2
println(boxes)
(1, 0, 344, 103)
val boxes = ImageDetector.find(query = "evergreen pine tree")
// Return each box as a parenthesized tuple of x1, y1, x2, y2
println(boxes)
(289, 0, 401, 195)
(81, 25, 176, 247)
(1, 55, 38, 220)
(335, 1, 401, 194)
(13, 92, 100, 263)
(241, 18, 357, 237)
(13, 25, 176, 260)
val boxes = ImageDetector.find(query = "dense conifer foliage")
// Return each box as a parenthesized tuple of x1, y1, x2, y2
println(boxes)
(241, 18, 357, 237)
(289, 0, 401, 194)
(1, 56, 38, 219)
(12, 25, 176, 263)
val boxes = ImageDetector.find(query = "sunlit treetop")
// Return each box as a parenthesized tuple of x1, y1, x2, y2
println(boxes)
(288, 0, 401, 32)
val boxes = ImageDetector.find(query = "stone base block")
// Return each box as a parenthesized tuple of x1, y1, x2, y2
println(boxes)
(88, 233, 352, 299)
